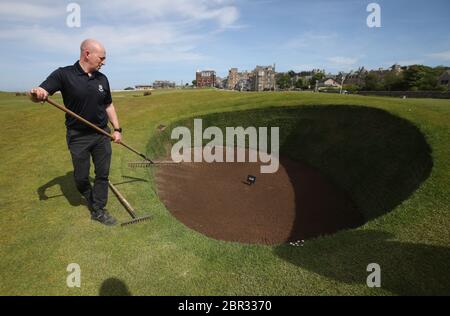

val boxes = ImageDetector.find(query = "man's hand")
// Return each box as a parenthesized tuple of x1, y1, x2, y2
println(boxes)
(29, 87, 49, 103)
(112, 131, 122, 143)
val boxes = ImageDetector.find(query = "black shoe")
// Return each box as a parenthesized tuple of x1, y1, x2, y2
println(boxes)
(91, 209, 117, 226)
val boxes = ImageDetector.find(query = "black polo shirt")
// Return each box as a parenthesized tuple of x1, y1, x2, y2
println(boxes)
(40, 61, 113, 131)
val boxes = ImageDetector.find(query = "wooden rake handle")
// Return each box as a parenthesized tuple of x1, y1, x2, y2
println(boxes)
(44, 97, 153, 163)
(108, 181, 137, 219)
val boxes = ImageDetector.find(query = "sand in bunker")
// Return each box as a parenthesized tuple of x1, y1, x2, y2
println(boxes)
(155, 146, 363, 245)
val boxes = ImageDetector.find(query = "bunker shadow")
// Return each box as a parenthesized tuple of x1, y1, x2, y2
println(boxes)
(273, 229, 450, 295)
(277, 105, 433, 241)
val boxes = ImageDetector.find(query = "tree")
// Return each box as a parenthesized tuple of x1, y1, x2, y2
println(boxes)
(295, 78, 306, 89)
(364, 73, 383, 91)
(343, 84, 361, 93)
(276, 73, 291, 90)
(403, 65, 432, 90)
(402, 65, 448, 91)
(192, 80, 197, 86)
(418, 72, 439, 90)
(383, 71, 405, 91)
(309, 72, 325, 86)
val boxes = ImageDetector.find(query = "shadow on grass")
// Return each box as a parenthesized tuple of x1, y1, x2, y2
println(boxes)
(37, 173, 148, 217)
(99, 278, 132, 296)
(274, 229, 450, 295)
(113, 175, 149, 186)
(37, 171, 84, 206)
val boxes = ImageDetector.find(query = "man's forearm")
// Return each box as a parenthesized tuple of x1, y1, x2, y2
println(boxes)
(105, 103, 120, 129)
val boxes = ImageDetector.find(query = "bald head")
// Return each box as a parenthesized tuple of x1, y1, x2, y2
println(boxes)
(80, 39, 105, 55)
(79, 39, 106, 74)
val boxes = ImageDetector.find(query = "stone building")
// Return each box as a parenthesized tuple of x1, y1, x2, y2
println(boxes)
(196, 70, 216, 88)
(227, 68, 239, 90)
(251, 65, 276, 91)
(226, 68, 251, 90)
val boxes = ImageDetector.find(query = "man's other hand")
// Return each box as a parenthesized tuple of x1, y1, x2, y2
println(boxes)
(112, 131, 122, 143)
(29, 87, 49, 103)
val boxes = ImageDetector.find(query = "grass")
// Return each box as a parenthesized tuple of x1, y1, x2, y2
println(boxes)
(0, 89, 449, 295)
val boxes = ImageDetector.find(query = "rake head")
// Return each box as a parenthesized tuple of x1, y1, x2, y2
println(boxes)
(128, 161, 153, 168)
(128, 160, 180, 168)
(121, 214, 152, 226)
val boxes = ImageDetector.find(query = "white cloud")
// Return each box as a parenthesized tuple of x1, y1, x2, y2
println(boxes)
(327, 56, 359, 66)
(0, 0, 239, 27)
(0, 0, 240, 65)
(0, 23, 205, 63)
(0, 2, 62, 20)
(427, 51, 450, 61)
(96, 0, 239, 28)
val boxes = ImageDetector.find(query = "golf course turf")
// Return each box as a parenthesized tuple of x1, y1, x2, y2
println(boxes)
(0, 89, 449, 295)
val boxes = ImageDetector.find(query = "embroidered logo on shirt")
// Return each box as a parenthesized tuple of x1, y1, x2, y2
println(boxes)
(98, 84, 104, 92)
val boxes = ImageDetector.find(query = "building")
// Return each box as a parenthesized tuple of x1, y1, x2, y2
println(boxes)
(319, 78, 341, 89)
(439, 70, 450, 88)
(226, 68, 251, 90)
(153, 80, 175, 89)
(227, 68, 239, 90)
(345, 67, 369, 86)
(251, 65, 276, 91)
(341, 64, 406, 87)
(391, 63, 403, 74)
(236, 78, 252, 91)
(225, 65, 276, 91)
(135, 85, 153, 90)
(215, 76, 226, 89)
(296, 69, 326, 83)
(196, 70, 216, 88)
(370, 64, 405, 81)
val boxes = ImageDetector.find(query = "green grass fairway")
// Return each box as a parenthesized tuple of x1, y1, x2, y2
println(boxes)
(0, 89, 449, 295)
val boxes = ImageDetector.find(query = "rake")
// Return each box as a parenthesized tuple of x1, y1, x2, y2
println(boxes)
(108, 181, 151, 226)
(128, 160, 180, 168)
(43, 97, 182, 168)
(43, 97, 157, 163)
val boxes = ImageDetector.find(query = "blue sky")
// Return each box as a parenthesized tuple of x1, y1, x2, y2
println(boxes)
(0, 0, 449, 91)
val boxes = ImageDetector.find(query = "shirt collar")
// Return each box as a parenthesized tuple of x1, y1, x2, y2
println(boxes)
(74, 60, 98, 78)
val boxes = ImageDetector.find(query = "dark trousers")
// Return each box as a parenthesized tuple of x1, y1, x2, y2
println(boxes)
(66, 128, 112, 211)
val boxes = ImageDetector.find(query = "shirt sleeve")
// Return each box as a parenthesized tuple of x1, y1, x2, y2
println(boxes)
(39, 68, 63, 95)
(103, 77, 113, 105)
